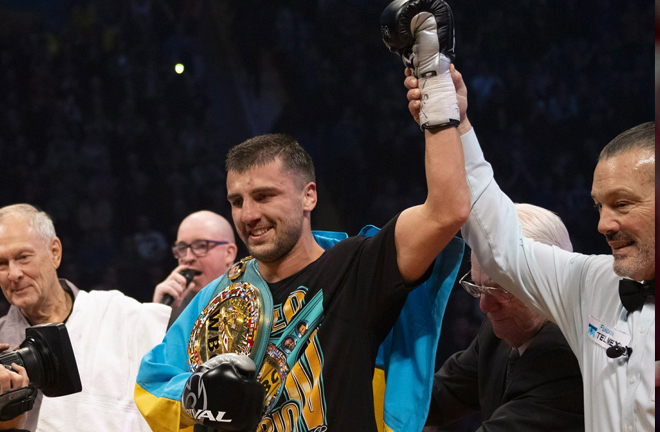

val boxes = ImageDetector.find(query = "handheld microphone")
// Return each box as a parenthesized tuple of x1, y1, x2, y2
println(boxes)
(606, 344, 632, 359)
(161, 269, 199, 306)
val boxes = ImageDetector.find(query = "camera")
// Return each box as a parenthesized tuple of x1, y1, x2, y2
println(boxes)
(0, 323, 82, 397)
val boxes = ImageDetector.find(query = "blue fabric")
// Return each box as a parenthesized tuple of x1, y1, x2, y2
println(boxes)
(136, 228, 463, 432)
(312, 228, 465, 432)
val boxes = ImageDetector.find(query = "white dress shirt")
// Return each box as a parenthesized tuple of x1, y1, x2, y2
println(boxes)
(460, 128, 655, 432)
(0, 280, 170, 432)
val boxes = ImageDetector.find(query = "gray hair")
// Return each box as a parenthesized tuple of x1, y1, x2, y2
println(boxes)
(0, 204, 57, 246)
(515, 203, 573, 252)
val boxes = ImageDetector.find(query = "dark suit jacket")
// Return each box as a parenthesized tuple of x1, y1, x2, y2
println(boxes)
(167, 289, 196, 328)
(427, 319, 584, 431)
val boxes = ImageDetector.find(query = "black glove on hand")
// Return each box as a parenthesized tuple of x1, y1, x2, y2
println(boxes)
(381, 0, 459, 129)
(181, 353, 265, 432)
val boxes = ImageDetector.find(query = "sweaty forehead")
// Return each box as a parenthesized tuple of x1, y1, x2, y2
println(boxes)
(593, 150, 655, 194)
(227, 161, 302, 194)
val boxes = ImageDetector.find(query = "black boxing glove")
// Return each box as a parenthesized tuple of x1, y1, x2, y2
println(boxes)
(381, 0, 459, 129)
(181, 353, 265, 432)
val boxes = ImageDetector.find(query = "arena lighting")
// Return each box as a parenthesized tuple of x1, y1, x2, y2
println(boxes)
(175, 63, 185, 74)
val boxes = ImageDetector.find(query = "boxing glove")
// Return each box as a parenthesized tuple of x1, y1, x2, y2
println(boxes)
(381, 0, 459, 129)
(181, 353, 264, 432)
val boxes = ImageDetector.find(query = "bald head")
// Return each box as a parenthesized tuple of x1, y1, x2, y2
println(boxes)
(178, 211, 236, 245)
(176, 211, 237, 291)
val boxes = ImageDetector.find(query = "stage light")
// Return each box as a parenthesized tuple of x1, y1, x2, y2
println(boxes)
(175, 63, 185, 74)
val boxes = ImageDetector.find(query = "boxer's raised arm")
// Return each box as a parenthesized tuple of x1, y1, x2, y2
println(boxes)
(381, 0, 469, 282)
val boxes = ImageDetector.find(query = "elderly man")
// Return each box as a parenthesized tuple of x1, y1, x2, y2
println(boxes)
(428, 204, 584, 431)
(152, 211, 237, 326)
(406, 64, 654, 430)
(0, 204, 170, 431)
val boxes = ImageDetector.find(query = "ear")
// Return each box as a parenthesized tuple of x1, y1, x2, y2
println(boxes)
(302, 182, 318, 212)
(50, 237, 63, 269)
(226, 243, 238, 266)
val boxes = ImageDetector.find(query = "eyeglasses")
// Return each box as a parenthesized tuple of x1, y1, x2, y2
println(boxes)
(459, 271, 513, 302)
(172, 240, 228, 259)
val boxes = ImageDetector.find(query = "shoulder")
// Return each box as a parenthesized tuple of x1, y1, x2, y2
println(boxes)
(86, 289, 170, 316)
(86, 289, 129, 303)
(565, 252, 613, 279)
(0, 306, 25, 326)
(0, 307, 28, 346)
(527, 322, 573, 353)
(520, 323, 580, 375)
(83, 290, 170, 334)
(342, 216, 399, 253)
(474, 320, 510, 359)
(570, 253, 620, 308)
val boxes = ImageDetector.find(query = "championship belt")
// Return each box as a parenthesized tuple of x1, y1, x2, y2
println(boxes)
(187, 256, 325, 417)
(187, 257, 273, 372)
(256, 290, 324, 415)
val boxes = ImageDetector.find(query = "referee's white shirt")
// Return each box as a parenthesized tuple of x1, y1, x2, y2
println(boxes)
(460, 128, 655, 432)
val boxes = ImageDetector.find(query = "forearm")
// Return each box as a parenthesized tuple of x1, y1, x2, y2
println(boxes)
(460, 128, 542, 301)
(0, 413, 27, 430)
(396, 126, 469, 282)
(134, 285, 218, 431)
(457, 116, 472, 137)
(135, 342, 194, 431)
(460, 129, 584, 326)
(428, 348, 480, 428)
(425, 126, 470, 229)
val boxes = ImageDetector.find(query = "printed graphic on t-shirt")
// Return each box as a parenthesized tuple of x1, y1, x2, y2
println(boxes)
(258, 286, 328, 432)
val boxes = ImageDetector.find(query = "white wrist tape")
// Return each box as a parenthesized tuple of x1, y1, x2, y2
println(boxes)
(418, 58, 459, 129)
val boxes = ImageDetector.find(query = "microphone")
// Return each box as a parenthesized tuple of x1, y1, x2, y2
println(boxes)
(606, 344, 632, 359)
(161, 269, 199, 306)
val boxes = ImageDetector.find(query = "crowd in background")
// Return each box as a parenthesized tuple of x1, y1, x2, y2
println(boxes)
(0, 1, 654, 428)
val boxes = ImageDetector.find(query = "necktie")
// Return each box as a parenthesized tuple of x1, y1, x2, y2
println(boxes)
(619, 278, 655, 313)
(505, 348, 520, 390)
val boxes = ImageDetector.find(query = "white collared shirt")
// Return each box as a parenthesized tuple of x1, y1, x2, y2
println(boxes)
(461, 128, 655, 432)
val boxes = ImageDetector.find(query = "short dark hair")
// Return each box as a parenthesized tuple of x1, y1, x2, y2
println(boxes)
(598, 121, 655, 161)
(225, 133, 315, 188)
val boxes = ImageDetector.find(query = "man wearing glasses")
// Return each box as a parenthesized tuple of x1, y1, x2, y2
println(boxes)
(426, 204, 584, 431)
(152, 211, 237, 326)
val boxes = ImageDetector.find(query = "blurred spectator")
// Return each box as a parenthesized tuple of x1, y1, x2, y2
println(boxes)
(152, 210, 237, 326)
(133, 214, 167, 263)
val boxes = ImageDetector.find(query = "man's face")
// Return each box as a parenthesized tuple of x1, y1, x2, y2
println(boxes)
(176, 221, 234, 291)
(0, 216, 61, 313)
(592, 149, 655, 281)
(227, 158, 313, 264)
(473, 259, 545, 348)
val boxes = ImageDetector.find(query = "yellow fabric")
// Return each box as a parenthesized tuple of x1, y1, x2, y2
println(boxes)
(134, 383, 195, 432)
(372, 367, 396, 432)
(372, 367, 386, 432)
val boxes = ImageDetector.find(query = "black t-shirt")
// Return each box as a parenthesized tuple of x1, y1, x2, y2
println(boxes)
(258, 215, 429, 431)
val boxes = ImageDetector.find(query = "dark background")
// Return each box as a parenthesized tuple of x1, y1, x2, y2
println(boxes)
(0, 1, 654, 429)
